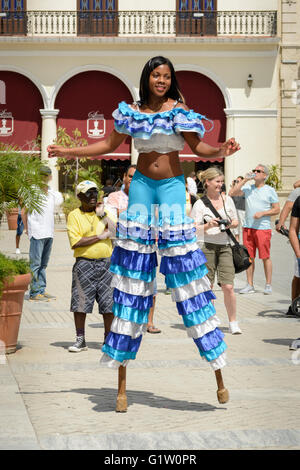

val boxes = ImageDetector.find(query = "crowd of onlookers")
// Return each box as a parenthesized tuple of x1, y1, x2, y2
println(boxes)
(15, 163, 300, 353)
(185, 166, 300, 350)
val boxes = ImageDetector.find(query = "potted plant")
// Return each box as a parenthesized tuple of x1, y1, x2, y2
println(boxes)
(5, 205, 19, 231)
(0, 253, 31, 354)
(266, 164, 282, 191)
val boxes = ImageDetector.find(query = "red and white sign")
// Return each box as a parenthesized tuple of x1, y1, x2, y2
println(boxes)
(87, 111, 106, 139)
(0, 110, 14, 137)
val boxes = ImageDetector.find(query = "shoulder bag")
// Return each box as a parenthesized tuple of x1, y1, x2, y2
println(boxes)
(200, 195, 252, 274)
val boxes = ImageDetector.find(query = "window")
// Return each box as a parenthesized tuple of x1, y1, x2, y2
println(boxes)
(77, 0, 118, 35)
(0, 0, 26, 35)
(176, 0, 217, 36)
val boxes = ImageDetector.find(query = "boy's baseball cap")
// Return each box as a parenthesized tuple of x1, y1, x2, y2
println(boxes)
(76, 180, 98, 195)
(40, 165, 52, 175)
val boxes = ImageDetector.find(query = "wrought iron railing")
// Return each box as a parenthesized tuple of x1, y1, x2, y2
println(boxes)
(0, 10, 277, 37)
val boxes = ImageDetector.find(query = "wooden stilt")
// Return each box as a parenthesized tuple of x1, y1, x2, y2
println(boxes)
(215, 369, 229, 404)
(116, 366, 127, 412)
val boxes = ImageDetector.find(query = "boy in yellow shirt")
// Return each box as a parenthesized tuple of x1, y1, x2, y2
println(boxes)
(67, 180, 116, 352)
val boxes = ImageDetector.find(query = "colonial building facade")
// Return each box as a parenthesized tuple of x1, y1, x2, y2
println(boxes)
(0, 0, 281, 194)
(280, 0, 300, 194)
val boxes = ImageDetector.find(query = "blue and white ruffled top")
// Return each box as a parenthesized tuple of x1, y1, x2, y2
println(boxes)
(112, 101, 212, 154)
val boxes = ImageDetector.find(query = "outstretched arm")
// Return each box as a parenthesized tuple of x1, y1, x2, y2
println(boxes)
(289, 216, 300, 258)
(47, 130, 127, 158)
(182, 132, 240, 159)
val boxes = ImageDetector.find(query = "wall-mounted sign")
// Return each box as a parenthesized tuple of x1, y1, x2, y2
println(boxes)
(0, 110, 14, 137)
(87, 111, 105, 138)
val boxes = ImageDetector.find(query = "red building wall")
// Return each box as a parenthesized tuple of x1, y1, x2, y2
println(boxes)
(176, 71, 226, 160)
(55, 71, 133, 159)
(0, 72, 43, 150)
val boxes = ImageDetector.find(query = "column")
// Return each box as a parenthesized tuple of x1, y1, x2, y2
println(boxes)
(224, 110, 236, 190)
(40, 109, 59, 191)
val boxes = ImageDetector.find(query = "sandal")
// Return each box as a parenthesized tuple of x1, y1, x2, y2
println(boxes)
(147, 325, 161, 334)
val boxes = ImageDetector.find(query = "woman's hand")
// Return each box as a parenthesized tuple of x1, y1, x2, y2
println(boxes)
(205, 218, 220, 229)
(47, 145, 68, 158)
(219, 138, 241, 157)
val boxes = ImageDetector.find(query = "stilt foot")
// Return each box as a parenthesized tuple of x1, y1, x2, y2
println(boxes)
(116, 394, 127, 413)
(217, 388, 229, 404)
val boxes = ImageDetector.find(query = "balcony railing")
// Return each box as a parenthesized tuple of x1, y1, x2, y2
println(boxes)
(0, 10, 277, 37)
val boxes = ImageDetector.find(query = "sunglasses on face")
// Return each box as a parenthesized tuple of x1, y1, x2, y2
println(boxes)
(84, 189, 98, 198)
(252, 169, 264, 174)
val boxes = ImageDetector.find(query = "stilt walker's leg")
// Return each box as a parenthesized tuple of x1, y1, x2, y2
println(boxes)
(116, 366, 127, 412)
(215, 369, 229, 404)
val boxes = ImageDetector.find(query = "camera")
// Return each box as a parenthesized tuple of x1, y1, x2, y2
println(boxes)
(217, 219, 230, 232)
(274, 219, 289, 237)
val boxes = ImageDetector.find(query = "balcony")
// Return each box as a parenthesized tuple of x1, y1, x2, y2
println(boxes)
(0, 10, 277, 38)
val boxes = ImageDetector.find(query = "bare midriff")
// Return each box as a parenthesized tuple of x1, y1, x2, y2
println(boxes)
(136, 151, 183, 180)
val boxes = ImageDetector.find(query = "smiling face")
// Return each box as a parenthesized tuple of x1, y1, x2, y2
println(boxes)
(148, 64, 172, 99)
(206, 175, 224, 194)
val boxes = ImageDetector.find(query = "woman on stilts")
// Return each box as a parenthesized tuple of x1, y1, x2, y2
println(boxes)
(48, 56, 240, 412)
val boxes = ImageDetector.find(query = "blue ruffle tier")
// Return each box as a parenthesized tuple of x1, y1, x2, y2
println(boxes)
(165, 264, 209, 288)
(176, 290, 216, 315)
(111, 246, 157, 273)
(160, 248, 207, 274)
(113, 288, 153, 310)
(181, 303, 216, 328)
(112, 303, 150, 325)
(112, 101, 213, 139)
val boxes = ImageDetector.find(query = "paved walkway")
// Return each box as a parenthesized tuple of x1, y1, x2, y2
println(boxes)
(0, 221, 299, 450)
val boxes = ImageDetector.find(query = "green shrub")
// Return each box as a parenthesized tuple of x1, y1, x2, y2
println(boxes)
(0, 252, 31, 298)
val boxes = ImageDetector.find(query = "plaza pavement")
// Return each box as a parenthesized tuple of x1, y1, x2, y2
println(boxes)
(0, 219, 299, 450)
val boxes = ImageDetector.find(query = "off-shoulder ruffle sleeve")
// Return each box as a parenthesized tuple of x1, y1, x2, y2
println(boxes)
(112, 101, 213, 140)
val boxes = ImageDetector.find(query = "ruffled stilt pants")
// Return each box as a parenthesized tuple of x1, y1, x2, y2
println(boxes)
(100, 171, 227, 370)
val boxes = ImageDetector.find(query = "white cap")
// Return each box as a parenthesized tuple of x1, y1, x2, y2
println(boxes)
(76, 180, 98, 195)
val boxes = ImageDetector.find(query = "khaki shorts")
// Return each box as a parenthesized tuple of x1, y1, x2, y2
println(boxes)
(202, 243, 235, 286)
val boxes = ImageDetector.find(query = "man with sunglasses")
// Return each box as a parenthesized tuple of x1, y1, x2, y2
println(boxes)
(230, 164, 280, 294)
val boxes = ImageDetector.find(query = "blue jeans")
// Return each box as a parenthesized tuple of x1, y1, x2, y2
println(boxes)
(29, 237, 53, 298)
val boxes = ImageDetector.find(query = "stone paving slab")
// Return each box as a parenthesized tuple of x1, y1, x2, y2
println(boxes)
(0, 223, 300, 450)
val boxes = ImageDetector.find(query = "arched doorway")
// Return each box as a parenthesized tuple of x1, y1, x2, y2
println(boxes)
(176, 70, 226, 189)
(0, 71, 43, 150)
(54, 70, 133, 190)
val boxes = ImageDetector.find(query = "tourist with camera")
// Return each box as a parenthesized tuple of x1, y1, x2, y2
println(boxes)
(230, 164, 280, 295)
(191, 167, 242, 335)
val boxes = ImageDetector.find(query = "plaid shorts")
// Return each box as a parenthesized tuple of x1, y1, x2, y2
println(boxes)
(71, 257, 113, 314)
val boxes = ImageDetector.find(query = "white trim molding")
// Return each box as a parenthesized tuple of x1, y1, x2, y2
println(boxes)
(40, 109, 60, 119)
(224, 108, 278, 118)
(49, 64, 137, 110)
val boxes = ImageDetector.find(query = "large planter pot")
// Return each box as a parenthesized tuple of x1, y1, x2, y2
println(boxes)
(6, 208, 19, 230)
(0, 273, 31, 354)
